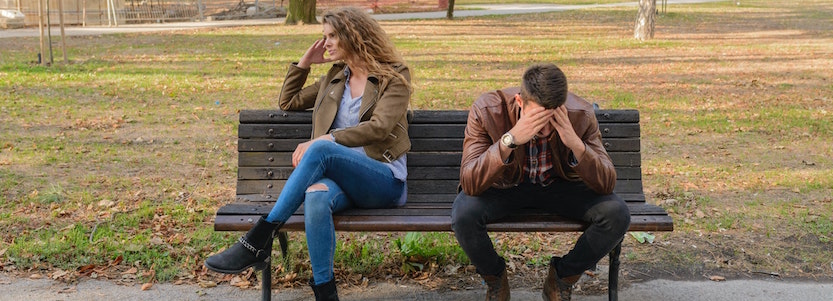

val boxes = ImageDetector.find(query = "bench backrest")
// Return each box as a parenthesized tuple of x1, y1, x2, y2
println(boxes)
(235, 109, 644, 203)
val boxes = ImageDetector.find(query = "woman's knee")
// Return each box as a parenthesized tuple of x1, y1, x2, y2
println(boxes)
(305, 139, 337, 158)
(304, 182, 336, 217)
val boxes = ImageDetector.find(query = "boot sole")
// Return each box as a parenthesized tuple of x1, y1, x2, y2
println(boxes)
(204, 260, 268, 274)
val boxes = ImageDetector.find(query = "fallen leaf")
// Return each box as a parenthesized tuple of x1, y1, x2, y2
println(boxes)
(110, 255, 123, 266)
(29, 274, 43, 279)
(141, 282, 153, 290)
(51, 269, 69, 279)
(230, 276, 251, 288)
(198, 280, 217, 288)
(709, 275, 725, 281)
(77, 264, 97, 276)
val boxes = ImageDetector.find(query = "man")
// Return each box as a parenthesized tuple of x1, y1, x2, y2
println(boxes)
(452, 63, 630, 301)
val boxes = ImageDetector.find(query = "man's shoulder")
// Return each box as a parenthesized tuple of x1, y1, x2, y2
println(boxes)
(472, 87, 518, 110)
(565, 92, 596, 113)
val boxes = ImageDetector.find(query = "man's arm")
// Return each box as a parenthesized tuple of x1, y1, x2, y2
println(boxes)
(459, 106, 508, 196)
(569, 110, 617, 194)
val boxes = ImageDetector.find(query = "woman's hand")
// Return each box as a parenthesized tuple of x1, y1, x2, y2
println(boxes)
(292, 135, 335, 167)
(297, 39, 333, 69)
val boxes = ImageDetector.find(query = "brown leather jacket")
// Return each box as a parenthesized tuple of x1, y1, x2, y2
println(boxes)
(278, 62, 412, 163)
(459, 87, 617, 196)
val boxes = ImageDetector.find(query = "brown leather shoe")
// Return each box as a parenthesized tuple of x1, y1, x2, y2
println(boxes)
(542, 257, 580, 301)
(481, 270, 510, 301)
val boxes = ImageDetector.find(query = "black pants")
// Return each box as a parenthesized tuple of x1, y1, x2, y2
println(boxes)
(451, 181, 630, 278)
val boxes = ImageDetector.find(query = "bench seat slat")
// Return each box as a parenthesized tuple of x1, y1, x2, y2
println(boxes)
(214, 213, 672, 232)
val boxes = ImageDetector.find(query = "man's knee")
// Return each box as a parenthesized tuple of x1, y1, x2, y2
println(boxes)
(592, 198, 630, 230)
(451, 193, 481, 231)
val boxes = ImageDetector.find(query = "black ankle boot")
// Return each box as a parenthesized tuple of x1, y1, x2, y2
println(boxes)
(204, 216, 283, 274)
(310, 278, 339, 301)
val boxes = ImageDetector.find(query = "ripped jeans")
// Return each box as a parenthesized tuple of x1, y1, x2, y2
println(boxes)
(264, 140, 404, 285)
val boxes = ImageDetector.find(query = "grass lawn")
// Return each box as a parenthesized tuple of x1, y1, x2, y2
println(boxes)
(1, 0, 831, 291)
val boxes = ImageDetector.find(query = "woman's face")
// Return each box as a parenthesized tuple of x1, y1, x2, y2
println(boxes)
(322, 23, 344, 61)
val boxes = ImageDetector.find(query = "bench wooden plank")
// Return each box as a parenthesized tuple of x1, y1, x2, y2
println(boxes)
(238, 109, 639, 124)
(239, 151, 641, 168)
(214, 213, 672, 232)
(237, 138, 641, 154)
(235, 178, 644, 196)
(237, 123, 639, 140)
(235, 192, 647, 204)
(218, 202, 670, 216)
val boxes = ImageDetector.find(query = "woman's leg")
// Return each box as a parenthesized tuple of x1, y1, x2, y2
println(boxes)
(265, 140, 403, 223)
(303, 178, 351, 285)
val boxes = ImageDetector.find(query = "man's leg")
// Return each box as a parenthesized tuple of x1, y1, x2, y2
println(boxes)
(538, 181, 630, 301)
(452, 188, 529, 301)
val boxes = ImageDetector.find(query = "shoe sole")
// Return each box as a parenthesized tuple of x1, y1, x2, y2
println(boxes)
(204, 260, 268, 274)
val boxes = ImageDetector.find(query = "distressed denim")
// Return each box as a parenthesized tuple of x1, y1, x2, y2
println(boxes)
(265, 140, 404, 284)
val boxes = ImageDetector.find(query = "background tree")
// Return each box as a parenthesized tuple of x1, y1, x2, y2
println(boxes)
(446, 0, 455, 20)
(634, 0, 656, 40)
(286, 0, 318, 24)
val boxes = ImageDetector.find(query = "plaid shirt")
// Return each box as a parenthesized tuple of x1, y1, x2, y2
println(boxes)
(523, 136, 555, 186)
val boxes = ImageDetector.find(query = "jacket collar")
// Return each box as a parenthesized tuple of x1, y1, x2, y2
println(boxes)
(328, 63, 383, 121)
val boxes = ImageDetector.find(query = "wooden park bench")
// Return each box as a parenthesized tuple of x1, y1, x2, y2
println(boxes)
(213, 108, 674, 301)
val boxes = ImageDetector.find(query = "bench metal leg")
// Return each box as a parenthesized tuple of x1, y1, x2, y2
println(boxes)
(261, 256, 271, 301)
(277, 231, 289, 259)
(260, 231, 288, 301)
(608, 238, 623, 301)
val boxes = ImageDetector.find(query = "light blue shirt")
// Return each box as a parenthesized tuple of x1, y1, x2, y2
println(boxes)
(331, 67, 408, 205)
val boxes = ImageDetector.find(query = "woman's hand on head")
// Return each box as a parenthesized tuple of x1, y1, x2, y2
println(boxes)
(298, 39, 333, 69)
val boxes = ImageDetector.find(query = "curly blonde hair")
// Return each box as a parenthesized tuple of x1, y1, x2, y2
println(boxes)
(322, 7, 410, 90)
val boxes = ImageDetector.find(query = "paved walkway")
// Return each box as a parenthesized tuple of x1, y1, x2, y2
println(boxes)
(1, 0, 724, 39)
(2, 273, 832, 301)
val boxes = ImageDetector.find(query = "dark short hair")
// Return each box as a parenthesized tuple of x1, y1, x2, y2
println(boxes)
(519, 63, 568, 109)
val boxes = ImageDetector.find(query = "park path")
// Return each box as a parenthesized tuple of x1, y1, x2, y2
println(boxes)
(0, 0, 725, 39)
(2, 272, 832, 301)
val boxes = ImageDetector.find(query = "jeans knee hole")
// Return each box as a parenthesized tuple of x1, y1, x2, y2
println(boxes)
(306, 183, 329, 193)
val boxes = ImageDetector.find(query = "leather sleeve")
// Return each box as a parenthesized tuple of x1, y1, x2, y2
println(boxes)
(459, 99, 510, 196)
(571, 109, 617, 194)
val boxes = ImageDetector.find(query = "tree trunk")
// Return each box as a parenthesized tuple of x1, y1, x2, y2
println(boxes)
(446, 0, 455, 20)
(286, 0, 317, 25)
(634, 0, 656, 41)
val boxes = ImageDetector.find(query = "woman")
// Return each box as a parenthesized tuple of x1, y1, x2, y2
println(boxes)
(205, 7, 411, 301)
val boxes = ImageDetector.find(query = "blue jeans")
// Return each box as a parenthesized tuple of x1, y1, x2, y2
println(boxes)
(264, 140, 404, 285)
